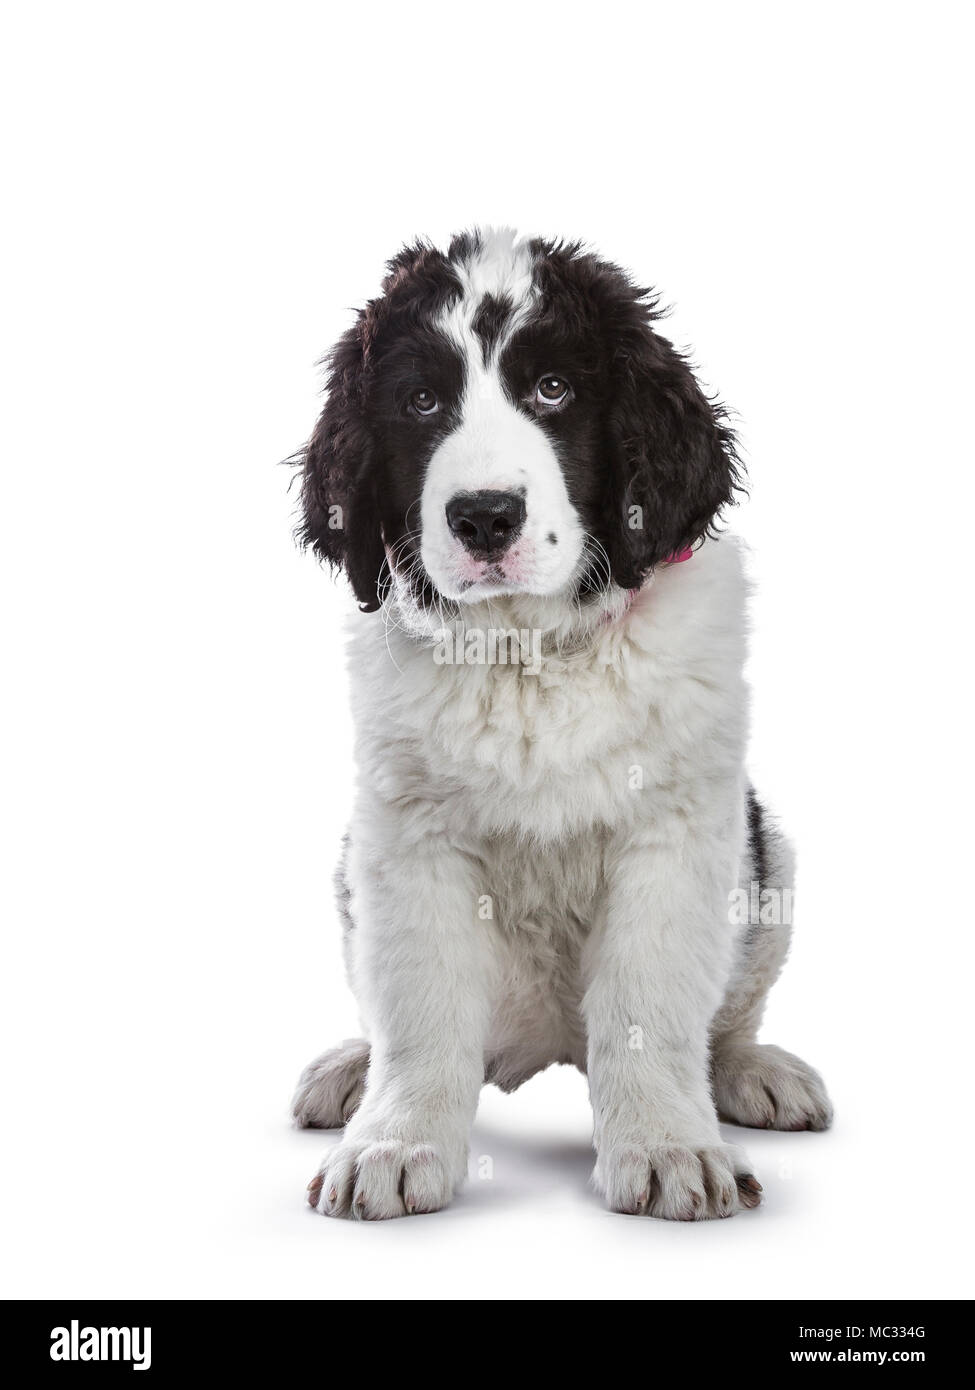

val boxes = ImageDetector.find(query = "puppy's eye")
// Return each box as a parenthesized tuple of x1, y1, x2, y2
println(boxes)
(536, 375, 569, 406)
(411, 388, 439, 416)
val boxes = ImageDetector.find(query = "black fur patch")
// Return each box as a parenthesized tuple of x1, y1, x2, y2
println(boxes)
(513, 238, 743, 586)
(294, 240, 466, 610)
(746, 785, 768, 892)
(471, 293, 514, 365)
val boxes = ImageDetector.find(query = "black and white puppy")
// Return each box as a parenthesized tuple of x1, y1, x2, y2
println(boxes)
(292, 229, 831, 1221)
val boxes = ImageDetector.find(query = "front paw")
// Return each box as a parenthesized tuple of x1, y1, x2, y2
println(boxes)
(307, 1132, 462, 1220)
(594, 1142, 762, 1220)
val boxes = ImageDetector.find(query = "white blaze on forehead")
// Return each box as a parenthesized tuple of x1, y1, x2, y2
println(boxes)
(437, 227, 537, 374)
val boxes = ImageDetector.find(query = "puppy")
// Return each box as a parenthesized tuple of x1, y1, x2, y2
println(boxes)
(291, 229, 831, 1220)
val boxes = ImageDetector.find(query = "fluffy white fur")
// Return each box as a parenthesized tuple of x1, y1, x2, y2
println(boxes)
(298, 538, 830, 1220)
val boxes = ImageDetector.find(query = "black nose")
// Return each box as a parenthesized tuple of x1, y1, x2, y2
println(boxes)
(445, 490, 526, 555)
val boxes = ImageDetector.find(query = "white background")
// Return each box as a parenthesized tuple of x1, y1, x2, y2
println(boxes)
(2, 1, 973, 1301)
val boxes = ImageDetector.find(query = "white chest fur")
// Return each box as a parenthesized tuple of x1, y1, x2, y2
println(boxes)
(346, 536, 750, 846)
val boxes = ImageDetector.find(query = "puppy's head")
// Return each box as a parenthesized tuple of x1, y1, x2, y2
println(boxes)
(296, 229, 740, 614)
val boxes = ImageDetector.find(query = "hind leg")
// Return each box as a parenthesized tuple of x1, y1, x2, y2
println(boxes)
(293, 836, 372, 1130)
(292, 1039, 370, 1129)
(710, 791, 833, 1132)
(712, 1039, 832, 1131)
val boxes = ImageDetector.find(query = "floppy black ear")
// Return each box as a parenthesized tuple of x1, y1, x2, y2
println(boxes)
(603, 299, 742, 589)
(296, 320, 385, 613)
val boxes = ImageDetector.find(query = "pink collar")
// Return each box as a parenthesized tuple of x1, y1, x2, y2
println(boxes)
(613, 548, 694, 623)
